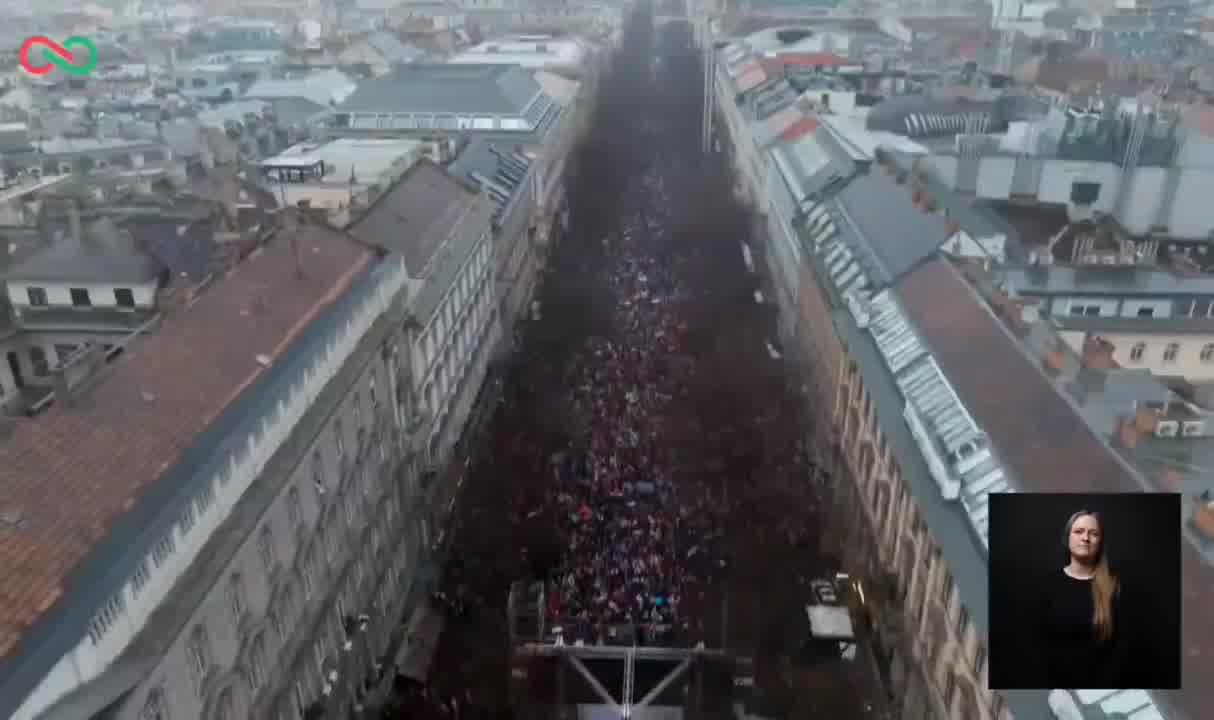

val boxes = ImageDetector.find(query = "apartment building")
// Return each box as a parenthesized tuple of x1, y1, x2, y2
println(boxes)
(0, 213, 426, 720)
(326, 61, 591, 342)
(349, 159, 502, 478)
(1002, 263, 1214, 383)
(714, 37, 1214, 720)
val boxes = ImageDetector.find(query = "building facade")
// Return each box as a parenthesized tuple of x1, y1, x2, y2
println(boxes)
(328, 61, 590, 346)
(713, 32, 1195, 720)
(0, 218, 431, 720)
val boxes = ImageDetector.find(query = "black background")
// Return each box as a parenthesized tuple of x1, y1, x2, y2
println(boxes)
(987, 492, 1181, 690)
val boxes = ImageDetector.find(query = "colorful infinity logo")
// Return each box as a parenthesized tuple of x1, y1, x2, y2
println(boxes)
(18, 36, 98, 77)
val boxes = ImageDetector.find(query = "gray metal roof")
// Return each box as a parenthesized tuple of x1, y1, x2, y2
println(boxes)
(1003, 265, 1214, 298)
(349, 160, 480, 278)
(448, 138, 533, 224)
(865, 94, 1008, 138)
(833, 171, 952, 288)
(363, 32, 425, 65)
(6, 222, 164, 284)
(337, 64, 543, 116)
(409, 196, 494, 325)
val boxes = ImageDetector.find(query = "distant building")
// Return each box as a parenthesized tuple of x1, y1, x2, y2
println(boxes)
(449, 35, 591, 76)
(258, 137, 431, 220)
(329, 62, 590, 342)
(338, 32, 427, 75)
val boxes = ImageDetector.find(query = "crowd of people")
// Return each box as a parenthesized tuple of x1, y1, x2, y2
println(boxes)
(512, 168, 733, 648)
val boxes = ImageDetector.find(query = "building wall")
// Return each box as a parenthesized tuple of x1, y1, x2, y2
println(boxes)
(1058, 329, 1214, 382)
(831, 361, 1007, 720)
(113, 326, 408, 720)
(922, 153, 1214, 239)
(713, 45, 1007, 720)
(11, 257, 417, 720)
(412, 228, 501, 466)
(8, 281, 157, 311)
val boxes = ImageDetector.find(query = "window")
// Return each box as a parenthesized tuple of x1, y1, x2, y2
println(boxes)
(1163, 342, 1180, 363)
(69, 288, 91, 307)
(131, 557, 151, 597)
(1202, 344, 1214, 363)
(294, 681, 308, 719)
(943, 670, 957, 709)
(353, 392, 362, 430)
(178, 501, 197, 535)
(26, 287, 48, 306)
(248, 634, 267, 691)
(259, 526, 275, 572)
(941, 570, 955, 611)
(314, 634, 330, 674)
(957, 606, 969, 639)
(29, 346, 49, 377)
(87, 592, 127, 645)
(320, 520, 334, 565)
(214, 688, 233, 720)
(152, 533, 176, 567)
(313, 449, 326, 496)
(227, 574, 246, 620)
(114, 288, 136, 308)
(973, 642, 986, 677)
(302, 550, 316, 598)
(1136, 306, 1155, 318)
(196, 481, 215, 515)
(186, 625, 211, 690)
(335, 419, 345, 459)
(1129, 342, 1146, 362)
(1069, 303, 1099, 316)
(288, 486, 303, 527)
(139, 689, 167, 720)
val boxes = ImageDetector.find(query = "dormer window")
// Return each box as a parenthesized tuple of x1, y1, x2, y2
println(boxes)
(115, 288, 135, 308)
(70, 288, 91, 307)
(26, 287, 47, 306)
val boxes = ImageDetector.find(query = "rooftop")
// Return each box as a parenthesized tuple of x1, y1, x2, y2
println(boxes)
(243, 68, 357, 108)
(337, 63, 543, 116)
(0, 221, 372, 703)
(759, 94, 1210, 717)
(261, 138, 425, 185)
(448, 138, 533, 224)
(5, 220, 163, 285)
(348, 159, 479, 277)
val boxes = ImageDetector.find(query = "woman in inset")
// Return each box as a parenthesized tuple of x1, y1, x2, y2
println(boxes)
(1037, 510, 1134, 688)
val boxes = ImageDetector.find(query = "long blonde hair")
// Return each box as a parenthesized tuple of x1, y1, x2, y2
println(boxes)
(1064, 510, 1119, 642)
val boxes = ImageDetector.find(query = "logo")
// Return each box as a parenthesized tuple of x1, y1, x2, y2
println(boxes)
(18, 36, 98, 77)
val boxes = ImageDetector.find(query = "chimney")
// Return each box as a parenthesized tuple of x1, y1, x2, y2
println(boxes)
(1042, 340, 1067, 375)
(1114, 414, 1140, 449)
(1160, 467, 1183, 492)
(1193, 496, 1214, 541)
(68, 199, 82, 245)
(1133, 404, 1159, 434)
(1080, 335, 1117, 370)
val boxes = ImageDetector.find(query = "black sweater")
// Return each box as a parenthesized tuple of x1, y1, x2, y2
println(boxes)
(1037, 570, 1133, 689)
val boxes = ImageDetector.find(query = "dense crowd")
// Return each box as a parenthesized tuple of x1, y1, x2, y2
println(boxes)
(512, 168, 731, 648)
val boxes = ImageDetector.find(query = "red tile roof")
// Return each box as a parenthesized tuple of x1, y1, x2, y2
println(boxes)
(0, 221, 372, 660)
(1183, 105, 1214, 138)
(780, 116, 819, 142)
(896, 258, 1211, 718)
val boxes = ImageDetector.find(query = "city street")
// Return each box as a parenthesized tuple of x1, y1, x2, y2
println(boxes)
(380, 7, 883, 719)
